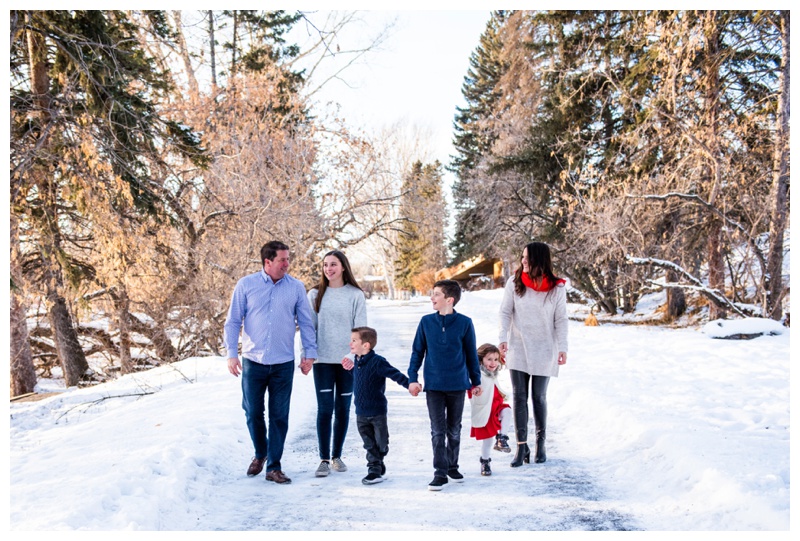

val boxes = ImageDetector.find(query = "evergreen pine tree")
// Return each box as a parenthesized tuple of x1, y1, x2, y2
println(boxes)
(218, 10, 305, 120)
(395, 161, 447, 292)
(449, 11, 508, 263)
(10, 10, 208, 385)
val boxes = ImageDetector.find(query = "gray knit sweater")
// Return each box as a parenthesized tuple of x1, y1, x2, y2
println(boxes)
(304, 284, 368, 363)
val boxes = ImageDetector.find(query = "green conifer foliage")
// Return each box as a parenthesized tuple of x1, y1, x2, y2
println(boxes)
(449, 11, 508, 264)
(395, 161, 447, 292)
(11, 10, 209, 385)
(448, 10, 788, 318)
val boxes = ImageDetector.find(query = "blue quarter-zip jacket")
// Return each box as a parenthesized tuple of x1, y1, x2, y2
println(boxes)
(407, 310, 481, 391)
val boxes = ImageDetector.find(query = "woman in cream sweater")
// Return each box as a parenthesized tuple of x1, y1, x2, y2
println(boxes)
(499, 242, 568, 466)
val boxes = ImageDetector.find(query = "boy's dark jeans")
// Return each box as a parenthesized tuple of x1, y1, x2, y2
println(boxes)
(425, 390, 466, 477)
(357, 414, 389, 474)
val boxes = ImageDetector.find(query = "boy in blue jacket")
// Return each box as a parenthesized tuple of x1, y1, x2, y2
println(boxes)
(408, 280, 482, 491)
(344, 326, 409, 485)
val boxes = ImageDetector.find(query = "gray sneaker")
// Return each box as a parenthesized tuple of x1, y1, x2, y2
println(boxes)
(331, 457, 348, 472)
(315, 460, 330, 477)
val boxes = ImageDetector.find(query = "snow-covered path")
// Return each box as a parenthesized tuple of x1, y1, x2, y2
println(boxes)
(9, 290, 789, 531)
(175, 299, 637, 531)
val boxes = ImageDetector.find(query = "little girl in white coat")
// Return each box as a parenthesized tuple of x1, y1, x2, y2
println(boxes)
(468, 343, 513, 476)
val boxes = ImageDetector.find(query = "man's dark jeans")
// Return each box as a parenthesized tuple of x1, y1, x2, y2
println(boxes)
(357, 414, 389, 475)
(241, 358, 294, 472)
(313, 362, 354, 460)
(425, 390, 466, 477)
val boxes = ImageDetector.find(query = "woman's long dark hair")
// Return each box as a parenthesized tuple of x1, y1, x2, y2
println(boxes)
(513, 241, 561, 297)
(313, 250, 362, 312)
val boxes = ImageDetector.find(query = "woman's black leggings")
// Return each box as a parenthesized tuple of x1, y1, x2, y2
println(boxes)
(509, 369, 550, 442)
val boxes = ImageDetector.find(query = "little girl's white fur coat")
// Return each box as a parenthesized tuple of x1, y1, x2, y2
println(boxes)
(470, 368, 507, 431)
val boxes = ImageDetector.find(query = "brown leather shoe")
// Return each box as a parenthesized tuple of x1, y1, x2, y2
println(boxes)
(247, 457, 266, 477)
(265, 470, 292, 484)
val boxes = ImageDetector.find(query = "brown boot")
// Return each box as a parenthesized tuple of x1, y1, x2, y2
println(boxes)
(265, 470, 292, 484)
(493, 434, 511, 453)
(247, 457, 266, 477)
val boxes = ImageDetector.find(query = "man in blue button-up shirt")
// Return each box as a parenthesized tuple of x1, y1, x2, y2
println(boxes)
(224, 240, 317, 484)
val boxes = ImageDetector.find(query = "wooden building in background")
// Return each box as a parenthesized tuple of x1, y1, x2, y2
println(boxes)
(435, 255, 504, 290)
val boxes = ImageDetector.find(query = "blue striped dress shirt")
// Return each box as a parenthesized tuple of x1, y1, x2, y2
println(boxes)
(224, 270, 318, 364)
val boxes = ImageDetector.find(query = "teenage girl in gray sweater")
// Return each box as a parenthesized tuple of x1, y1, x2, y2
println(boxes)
(305, 250, 367, 477)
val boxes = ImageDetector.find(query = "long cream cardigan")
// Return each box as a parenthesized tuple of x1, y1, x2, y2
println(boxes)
(498, 279, 568, 377)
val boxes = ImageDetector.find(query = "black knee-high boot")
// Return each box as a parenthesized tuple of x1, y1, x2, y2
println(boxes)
(534, 432, 546, 463)
(532, 376, 550, 463)
(510, 369, 530, 467)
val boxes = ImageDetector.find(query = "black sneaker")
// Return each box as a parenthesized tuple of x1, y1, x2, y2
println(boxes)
(380, 462, 386, 475)
(428, 475, 448, 491)
(362, 472, 383, 485)
(447, 469, 465, 483)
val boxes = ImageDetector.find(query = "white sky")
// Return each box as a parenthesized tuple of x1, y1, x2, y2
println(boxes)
(296, 9, 491, 176)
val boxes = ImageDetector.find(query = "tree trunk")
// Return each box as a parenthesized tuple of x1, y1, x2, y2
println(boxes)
(703, 13, 726, 322)
(208, 10, 217, 91)
(117, 287, 133, 374)
(765, 10, 790, 321)
(10, 214, 37, 397)
(47, 293, 89, 385)
(10, 294, 37, 397)
(706, 218, 726, 320)
(665, 267, 686, 321)
(26, 14, 90, 387)
(601, 267, 619, 315)
(172, 11, 200, 99)
(230, 10, 238, 78)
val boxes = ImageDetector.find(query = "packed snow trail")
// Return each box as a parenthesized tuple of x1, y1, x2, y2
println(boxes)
(10, 289, 788, 530)
(189, 298, 637, 531)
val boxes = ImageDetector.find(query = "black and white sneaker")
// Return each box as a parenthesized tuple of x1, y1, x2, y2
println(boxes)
(362, 472, 383, 485)
(447, 469, 465, 483)
(428, 476, 448, 491)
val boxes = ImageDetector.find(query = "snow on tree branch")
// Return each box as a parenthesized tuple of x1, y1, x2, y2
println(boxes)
(627, 256, 755, 318)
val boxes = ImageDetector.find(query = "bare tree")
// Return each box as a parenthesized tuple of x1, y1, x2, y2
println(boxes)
(765, 10, 790, 321)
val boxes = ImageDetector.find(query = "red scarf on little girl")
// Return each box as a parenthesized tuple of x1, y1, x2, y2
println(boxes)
(521, 272, 566, 292)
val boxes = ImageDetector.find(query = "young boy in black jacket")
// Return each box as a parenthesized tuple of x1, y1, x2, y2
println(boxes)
(343, 326, 409, 485)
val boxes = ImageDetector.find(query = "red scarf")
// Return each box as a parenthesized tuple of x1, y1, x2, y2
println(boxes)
(521, 271, 566, 292)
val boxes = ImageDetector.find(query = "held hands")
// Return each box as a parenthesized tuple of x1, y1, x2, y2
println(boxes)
(227, 357, 242, 377)
(299, 358, 314, 375)
(557, 351, 567, 365)
(471, 385, 482, 396)
(408, 382, 422, 397)
(342, 357, 354, 371)
(499, 342, 508, 356)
